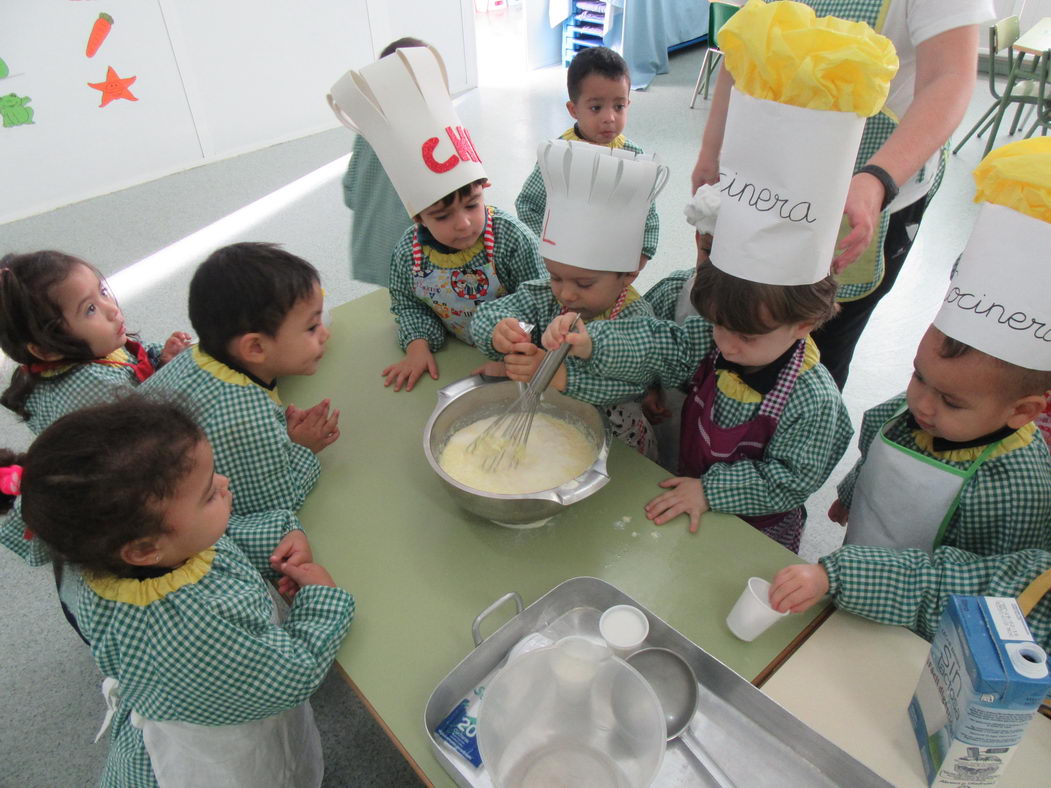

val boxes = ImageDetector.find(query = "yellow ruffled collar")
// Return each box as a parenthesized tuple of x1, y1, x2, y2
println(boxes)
(422, 237, 487, 269)
(193, 347, 282, 404)
(37, 347, 130, 379)
(912, 422, 1037, 463)
(716, 336, 820, 403)
(86, 548, 216, 606)
(560, 126, 627, 150)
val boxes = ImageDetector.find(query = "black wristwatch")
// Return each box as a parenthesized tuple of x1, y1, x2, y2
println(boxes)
(858, 164, 899, 211)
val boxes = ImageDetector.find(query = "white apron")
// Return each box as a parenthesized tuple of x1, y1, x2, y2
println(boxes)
(846, 409, 1001, 553)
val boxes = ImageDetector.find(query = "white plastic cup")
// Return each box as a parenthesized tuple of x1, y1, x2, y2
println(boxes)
(726, 577, 790, 641)
(599, 604, 650, 658)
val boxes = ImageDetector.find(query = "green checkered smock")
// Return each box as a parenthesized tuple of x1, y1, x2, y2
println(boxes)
(514, 130, 660, 260)
(564, 315, 853, 516)
(342, 136, 413, 288)
(23, 343, 164, 435)
(837, 395, 1051, 555)
(642, 269, 693, 321)
(141, 348, 320, 516)
(79, 533, 354, 787)
(820, 544, 1051, 650)
(388, 206, 545, 352)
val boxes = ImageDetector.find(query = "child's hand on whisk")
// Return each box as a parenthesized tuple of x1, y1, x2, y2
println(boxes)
(492, 318, 531, 354)
(541, 313, 590, 358)
(505, 344, 545, 382)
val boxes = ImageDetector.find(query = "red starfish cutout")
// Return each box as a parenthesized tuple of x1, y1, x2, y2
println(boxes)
(88, 66, 138, 107)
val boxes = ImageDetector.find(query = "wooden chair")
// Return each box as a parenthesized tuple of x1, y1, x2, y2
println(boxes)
(689, 1, 740, 108)
(953, 17, 1047, 155)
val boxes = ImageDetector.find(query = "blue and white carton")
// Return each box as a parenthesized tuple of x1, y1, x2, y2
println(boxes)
(908, 596, 1050, 786)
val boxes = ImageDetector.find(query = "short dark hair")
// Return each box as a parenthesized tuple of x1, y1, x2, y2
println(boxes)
(567, 47, 630, 102)
(691, 260, 839, 335)
(937, 329, 1051, 399)
(189, 243, 319, 367)
(0, 251, 103, 420)
(417, 178, 488, 217)
(380, 37, 428, 59)
(3, 396, 204, 578)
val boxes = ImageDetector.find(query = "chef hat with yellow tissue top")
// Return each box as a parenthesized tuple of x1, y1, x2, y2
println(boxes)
(327, 46, 487, 218)
(537, 140, 669, 273)
(709, 0, 898, 286)
(933, 138, 1051, 371)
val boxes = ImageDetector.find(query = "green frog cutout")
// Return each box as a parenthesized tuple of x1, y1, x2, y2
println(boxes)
(1, 94, 34, 127)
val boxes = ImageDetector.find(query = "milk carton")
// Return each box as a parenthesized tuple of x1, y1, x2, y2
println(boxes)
(908, 596, 1050, 786)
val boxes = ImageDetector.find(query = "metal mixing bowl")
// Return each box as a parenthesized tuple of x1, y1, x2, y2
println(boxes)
(423, 375, 612, 526)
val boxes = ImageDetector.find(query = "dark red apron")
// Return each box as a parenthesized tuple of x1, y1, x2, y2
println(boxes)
(678, 341, 807, 552)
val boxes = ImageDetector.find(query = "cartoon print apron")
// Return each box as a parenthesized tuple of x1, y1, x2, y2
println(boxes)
(411, 207, 504, 344)
(845, 407, 1002, 554)
(679, 340, 807, 552)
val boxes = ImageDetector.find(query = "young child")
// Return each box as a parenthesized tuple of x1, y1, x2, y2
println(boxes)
(0, 397, 353, 786)
(832, 326, 1051, 556)
(471, 140, 667, 457)
(543, 261, 852, 551)
(327, 45, 545, 393)
(769, 544, 1051, 653)
(0, 250, 191, 434)
(515, 46, 659, 267)
(142, 243, 339, 516)
(341, 37, 426, 287)
(642, 185, 719, 469)
(833, 139, 1051, 557)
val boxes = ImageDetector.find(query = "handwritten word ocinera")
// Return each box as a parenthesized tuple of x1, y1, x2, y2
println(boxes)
(944, 286, 1051, 341)
(718, 170, 816, 224)
(422, 126, 482, 174)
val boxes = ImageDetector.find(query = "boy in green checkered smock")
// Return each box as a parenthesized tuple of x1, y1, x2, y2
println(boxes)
(143, 244, 340, 517)
(830, 141, 1051, 558)
(542, 265, 852, 552)
(770, 545, 1051, 653)
(2, 398, 353, 787)
(472, 139, 669, 458)
(327, 44, 545, 393)
(515, 46, 659, 265)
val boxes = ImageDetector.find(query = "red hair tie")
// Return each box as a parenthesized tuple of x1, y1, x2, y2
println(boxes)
(0, 465, 22, 496)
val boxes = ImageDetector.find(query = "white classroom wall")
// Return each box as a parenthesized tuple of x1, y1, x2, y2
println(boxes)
(0, 0, 475, 225)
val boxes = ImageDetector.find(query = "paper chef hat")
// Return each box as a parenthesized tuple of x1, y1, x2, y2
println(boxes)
(327, 46, 487, 218)
(536, 140, 668, 273)
(709, 0, 897, 286)
(934, 138, 1051, 371)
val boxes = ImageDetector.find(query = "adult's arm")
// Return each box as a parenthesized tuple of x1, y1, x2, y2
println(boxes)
(690, 65, 734, 192)
(834, 24, 979, 268)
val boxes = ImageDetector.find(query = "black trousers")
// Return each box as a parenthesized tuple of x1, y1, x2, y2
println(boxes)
(812, 196, 930, 390)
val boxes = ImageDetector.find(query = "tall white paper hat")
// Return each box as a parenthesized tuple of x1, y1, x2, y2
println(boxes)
(327, 46, 486, 218)
(710, 89, 865, 285)
(536, 140, 668, 273)
(933, 139, 1051, 371)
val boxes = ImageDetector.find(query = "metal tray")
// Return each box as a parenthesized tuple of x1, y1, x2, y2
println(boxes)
(424, 576, 891, 787)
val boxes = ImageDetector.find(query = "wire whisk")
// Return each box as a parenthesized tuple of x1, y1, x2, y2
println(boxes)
(468, 329, 578, 473)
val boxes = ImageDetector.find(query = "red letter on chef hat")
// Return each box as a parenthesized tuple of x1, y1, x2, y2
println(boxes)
(446, 126, 481, 163)
(421, 137, 459, 173)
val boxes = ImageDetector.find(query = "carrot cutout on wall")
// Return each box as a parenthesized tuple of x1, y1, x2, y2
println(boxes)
(86, 13, 113, 58)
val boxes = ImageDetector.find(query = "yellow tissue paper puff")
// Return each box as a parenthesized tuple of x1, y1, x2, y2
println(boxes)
(719, 0, 898, 117)
(974, 138, 1051, 224)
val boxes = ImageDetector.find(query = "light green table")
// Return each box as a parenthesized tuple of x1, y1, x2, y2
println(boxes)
(283, 291, 828, 785)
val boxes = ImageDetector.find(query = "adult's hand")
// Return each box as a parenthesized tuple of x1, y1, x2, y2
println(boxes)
(831, 172, 885, 272)
(690, 65, 733, 193)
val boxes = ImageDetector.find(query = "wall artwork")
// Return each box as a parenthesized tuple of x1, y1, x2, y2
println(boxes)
(0, 94, 34, 127)
(88, 65, 137, 107)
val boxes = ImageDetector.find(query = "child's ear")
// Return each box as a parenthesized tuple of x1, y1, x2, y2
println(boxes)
(26, 343, 63, 362)
(792, 321, 816, 341)
(228, 333, 267, 366)
(1005, 394, 1048, 429)
(566, 99, 579, 120)
(120, 537, 162, 567)
(623, 269, 640, 286)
